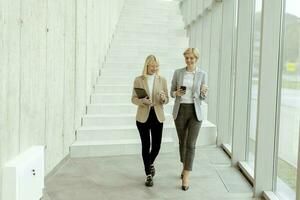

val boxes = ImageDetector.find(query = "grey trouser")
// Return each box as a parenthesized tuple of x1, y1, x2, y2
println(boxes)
(174, 103, 202, 171)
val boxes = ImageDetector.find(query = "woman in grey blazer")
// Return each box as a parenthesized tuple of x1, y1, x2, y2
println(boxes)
(170, 48, 208, 191)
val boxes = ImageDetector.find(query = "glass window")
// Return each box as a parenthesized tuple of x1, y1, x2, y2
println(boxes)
(248, 0, 262, 168)
(276, 0, 300, 198)
(228, 0, 239, 148)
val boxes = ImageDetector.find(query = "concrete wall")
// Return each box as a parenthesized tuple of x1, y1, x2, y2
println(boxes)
(0, 0, 124, 198)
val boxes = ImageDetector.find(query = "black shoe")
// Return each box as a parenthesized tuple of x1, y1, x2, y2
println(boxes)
(181, 185, 189, 191)
(150, 165, 155, 177)
(145, 175, 153, 187)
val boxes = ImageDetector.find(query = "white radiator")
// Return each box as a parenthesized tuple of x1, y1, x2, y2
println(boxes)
(2, 146, 44, 200)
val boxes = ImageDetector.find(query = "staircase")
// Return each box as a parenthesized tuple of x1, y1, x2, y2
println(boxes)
(70, 0, 217, 158)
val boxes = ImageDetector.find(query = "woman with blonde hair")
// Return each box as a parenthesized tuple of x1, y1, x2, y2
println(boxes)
(170, 48, 208, 191)
(131, 55, 169, 187)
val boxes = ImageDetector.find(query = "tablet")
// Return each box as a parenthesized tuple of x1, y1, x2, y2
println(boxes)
(134, 88, 148, 99)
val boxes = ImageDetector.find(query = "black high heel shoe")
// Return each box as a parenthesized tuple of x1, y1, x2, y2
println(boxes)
(181, 185, 189, 191)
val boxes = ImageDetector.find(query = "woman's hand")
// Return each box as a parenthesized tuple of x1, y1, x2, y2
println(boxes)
(142, 97, 152, 105)
(159, 90, 166, 102)
(175, 86, 186, 97)
(200, 84, 208, 98)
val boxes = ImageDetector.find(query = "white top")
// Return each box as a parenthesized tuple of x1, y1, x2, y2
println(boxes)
(180, 70, 195, 104)
(146, 74, 155, 98)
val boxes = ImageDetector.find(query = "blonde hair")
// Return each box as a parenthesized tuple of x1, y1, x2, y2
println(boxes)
(142, 55, 160, 76)
(183, 48, 200, 60)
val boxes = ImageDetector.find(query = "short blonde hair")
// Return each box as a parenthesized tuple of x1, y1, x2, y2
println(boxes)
(183, 48, 200, 60)
(142, 55, 160, 76)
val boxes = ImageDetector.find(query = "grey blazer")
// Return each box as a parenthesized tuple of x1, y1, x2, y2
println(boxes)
(170, 67, 207, 121)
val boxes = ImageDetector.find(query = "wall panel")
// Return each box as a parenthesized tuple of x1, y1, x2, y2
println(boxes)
(0, 0, 124, 198)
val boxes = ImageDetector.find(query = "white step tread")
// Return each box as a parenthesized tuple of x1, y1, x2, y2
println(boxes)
(95, 84, 131, 86)
(87, 103, 175, 106)
(92, 92, 130, 94)
(70, 0, 217, 158)
(78, 120, 215, 131)
(84, 113, 173, 117)
(77, 124, 175, 131)
(87, 102, 207, 107)
(72, 137, 173, 146)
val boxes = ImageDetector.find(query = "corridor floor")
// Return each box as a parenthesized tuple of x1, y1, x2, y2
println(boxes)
(43, 146, 260, 200)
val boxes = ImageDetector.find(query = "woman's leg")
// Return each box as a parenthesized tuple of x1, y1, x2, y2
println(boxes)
(174, 106, 189, 164)
(181, 106, 202, 190)
(184, 118, 202, 171)
(149, 110, 163, 165)
(182, 169, 190, 188)
(136, 121, 151, 175)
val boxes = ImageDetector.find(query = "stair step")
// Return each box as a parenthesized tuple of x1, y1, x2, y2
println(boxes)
(104, 57, 185, 63)
(124, 4, 175, 9)
(115, 29, 186, 37)
(115, 29, 185, 36)
(76, 121, 215, 142)
(90, 93, 175, 104)
(112, 34, 188, 41)
(102, 63, 184, 70)
(101, 68, 175, 77)
(106, 52, 186, 59)
(82, 114, 174, 126)
(76, 125, 175, 140)
(96, 75, 174, 84)
(96, 76, 174, 85)
(108, 44, 187, 53)
(120, 12, 170, 18)
(125, 0, 176, 5)
(70, 138, 175, 157)
(110, 40, 188, 48)
(70, 120, 217, 158)
(123, 4, 177, 10)
(94, 84, 132, 93)
(86, 103, 174, 115)
(117, 20, 184, 28)
(100, 69, 175, 76)
(107, 47, 186, 53)
(90, 93, 131, 104)
(118, 18, 170, 25)
(116, 30, 185, 37)
(121, 8, 180, 14)
(116, 19, 183, 27)
(71, 0, 217, 158)
(118, 18, 183, 25)
(106, 51, 179, 57)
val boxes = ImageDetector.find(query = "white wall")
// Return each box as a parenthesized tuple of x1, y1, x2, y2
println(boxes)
(0, 0, 124, 198)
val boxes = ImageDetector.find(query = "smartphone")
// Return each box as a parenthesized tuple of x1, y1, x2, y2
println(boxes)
(180, 86, 186, 91)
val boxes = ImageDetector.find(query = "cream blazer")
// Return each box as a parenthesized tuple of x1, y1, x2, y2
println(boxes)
(131, 75, 169, 123)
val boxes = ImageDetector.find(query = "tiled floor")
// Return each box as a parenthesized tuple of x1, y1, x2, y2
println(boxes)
(43, 146, 260, 200)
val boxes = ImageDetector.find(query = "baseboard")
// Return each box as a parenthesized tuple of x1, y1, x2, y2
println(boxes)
(45, 153, 70, 182)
